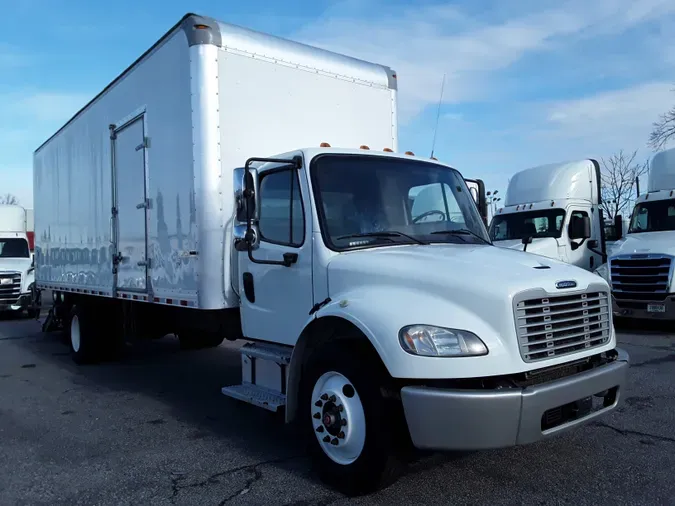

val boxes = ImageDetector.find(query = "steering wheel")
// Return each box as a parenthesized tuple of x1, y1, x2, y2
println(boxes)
(413, 210, 446, 223)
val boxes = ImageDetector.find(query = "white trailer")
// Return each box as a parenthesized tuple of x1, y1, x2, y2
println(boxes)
(34, 13, 628, 496)
(596, 146, 675, 320)
(489, 159, 609, 271)
(0, 204, 38, 316)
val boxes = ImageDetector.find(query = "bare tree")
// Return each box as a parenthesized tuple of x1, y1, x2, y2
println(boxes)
(648, 87, 675, 151)
(600, 150, 649, 220)
(0, 193, 19, 205)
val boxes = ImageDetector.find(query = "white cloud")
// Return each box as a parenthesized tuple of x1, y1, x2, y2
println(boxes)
(541, 81, 675, 151)
(294, 0, 675, 123)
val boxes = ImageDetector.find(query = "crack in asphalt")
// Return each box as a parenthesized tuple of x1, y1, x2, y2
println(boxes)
(592, 421, 675, 444)
(169, 454, 305, 504)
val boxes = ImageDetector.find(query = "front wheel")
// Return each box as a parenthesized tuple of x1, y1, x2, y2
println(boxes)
(301, 343, 405, 496)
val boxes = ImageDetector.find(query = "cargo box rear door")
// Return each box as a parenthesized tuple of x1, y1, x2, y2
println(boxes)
(112, 113, 149, 293)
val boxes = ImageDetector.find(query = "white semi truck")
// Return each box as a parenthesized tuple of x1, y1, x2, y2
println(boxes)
(489, 159, 611, 272)
(596, 146, 675, 320)
(33, 13, 628, 496)
(0, 204, 38, 317)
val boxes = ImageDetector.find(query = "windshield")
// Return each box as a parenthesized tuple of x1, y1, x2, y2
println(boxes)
(0, 238, 30, 258)
(489, 209, 566, 241)
(310, 154, 490, 250)
(629, 199, 675, 233)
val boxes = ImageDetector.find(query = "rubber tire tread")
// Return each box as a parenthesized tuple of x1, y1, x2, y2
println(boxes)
(301, 341, 405, 496)
(67, 305, 100, 365)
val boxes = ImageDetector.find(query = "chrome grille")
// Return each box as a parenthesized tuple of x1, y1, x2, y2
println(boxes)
(0, 272, 21, 305)
(610, 255, 673, 302)
(515, 291, 611, 363)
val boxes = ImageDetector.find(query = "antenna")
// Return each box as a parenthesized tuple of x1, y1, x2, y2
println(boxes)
(430, 73, 446, 159)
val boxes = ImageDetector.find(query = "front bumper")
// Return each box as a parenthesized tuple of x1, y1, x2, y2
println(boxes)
(612, 295, 675, 320)
(401, 348, 629, 451)
(0, 293, 31, 312)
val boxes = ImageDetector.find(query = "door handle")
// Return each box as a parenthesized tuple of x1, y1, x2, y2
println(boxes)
(109, 217, 114, 244)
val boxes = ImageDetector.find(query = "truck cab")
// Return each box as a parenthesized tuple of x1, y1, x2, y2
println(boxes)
(596, 147, 675, 320)
(225, 146, 628, 494)
(489, 159, 606, 271)
(0, 204, 37, 316)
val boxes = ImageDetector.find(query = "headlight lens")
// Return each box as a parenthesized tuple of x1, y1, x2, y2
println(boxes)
(399, 325, 488, 357)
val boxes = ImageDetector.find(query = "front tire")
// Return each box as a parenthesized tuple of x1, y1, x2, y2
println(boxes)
(301, 343, 405, 496)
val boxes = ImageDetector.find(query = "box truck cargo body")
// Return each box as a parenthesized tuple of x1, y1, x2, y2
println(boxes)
(34, 14, 397, 311)
(34, 13, 628, 496)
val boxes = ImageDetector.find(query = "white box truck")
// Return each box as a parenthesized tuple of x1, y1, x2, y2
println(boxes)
(34, 13, 628, 496)
(596, 146, 675, 320)
(489, 159, 610, 271)
(0, 204, 38, 317)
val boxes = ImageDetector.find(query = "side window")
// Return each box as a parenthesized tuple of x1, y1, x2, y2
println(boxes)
(258, 169, 305, 246)
(571, 210, 589, 223)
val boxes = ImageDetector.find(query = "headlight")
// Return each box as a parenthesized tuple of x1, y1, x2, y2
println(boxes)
(594, 263, 609, 282)
(399, 325, 488, 357)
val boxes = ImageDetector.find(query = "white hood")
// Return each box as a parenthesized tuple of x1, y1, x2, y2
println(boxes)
(609, 231, 675, 258)
(327, 243, 599, 299)
(324, 243, 612, 378)
(0, 257, 32, 274)
(493, 237, 561, 260)
(0, 257, 34, 293)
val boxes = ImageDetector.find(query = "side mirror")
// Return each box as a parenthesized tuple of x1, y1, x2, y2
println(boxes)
(233, 167, 261, 252)
(569, 215, 591, 240)
(233, 167, 260, 224)
(614, 214, 623, 241)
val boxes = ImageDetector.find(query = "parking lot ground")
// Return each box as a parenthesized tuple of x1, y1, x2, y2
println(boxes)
(1, 315, 675, 505)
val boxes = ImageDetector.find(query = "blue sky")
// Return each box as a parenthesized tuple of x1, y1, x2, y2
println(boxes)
(1, 0, 674, 207)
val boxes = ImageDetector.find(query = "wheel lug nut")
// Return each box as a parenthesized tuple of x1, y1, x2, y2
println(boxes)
(338, 404, 344, 412)
(320, 394, 328, 401)
(316, 426, 324, 433)
(313, 413, 321, 419)
(329, 395, 337, 402)
(315, 400, 322, 407)
(341, 419, 347, 426)
(338, 431, 345, 439)
(331, 438, 339, 446)
(323, 436, 330, 443)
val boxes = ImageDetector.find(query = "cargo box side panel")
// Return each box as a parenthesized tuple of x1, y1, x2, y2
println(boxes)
(33, 31, 198, 299)
(216, 48, 396, 306)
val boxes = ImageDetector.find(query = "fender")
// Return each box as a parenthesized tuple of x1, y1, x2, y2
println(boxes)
(285, 286, 511, 423)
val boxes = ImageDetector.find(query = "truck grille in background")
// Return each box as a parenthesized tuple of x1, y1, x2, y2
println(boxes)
(0, 272, 21, 305)
(610, 255, 673, 302)
(515, 291, 611, 362)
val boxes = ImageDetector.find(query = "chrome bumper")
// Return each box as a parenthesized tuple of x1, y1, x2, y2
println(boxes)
(401, 349, 629, 451)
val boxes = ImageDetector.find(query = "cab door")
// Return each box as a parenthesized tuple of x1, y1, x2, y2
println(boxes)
(236, 163, 314, 345)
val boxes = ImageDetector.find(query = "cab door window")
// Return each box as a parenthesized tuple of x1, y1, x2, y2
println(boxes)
(258, 169, 305, 246)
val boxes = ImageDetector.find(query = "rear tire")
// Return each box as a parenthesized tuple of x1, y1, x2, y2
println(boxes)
(67, 305, 99, 365)
(301, 342, 406, 496)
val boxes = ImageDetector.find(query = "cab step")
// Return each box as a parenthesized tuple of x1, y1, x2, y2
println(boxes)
(221, 342, 293, 412)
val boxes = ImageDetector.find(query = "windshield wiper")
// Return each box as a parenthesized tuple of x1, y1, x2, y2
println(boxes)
(430, 228, 491, 244)
(336, 231, 428, 245)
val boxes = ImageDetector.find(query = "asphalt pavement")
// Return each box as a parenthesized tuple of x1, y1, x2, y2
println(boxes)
(1, 313, 674, 505)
